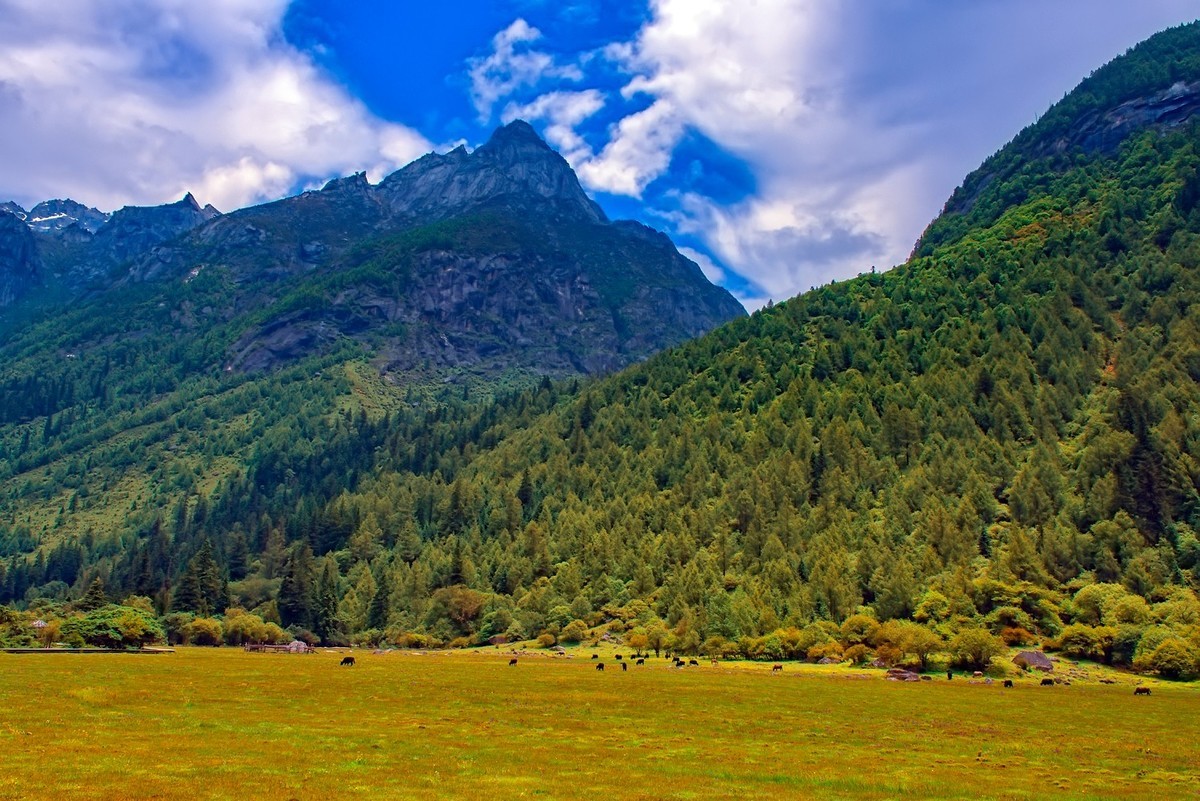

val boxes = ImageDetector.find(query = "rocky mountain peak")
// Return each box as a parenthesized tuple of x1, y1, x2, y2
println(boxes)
(379, 120, 606, 224)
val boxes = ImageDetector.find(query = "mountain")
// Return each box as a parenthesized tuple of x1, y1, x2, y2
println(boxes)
(3, 26, 1199, 675)
(0, 121, 743, 587)
(125, 120, 742, 376)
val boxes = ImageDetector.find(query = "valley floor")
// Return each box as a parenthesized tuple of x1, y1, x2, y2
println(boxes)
(0, 647, 1195, 800)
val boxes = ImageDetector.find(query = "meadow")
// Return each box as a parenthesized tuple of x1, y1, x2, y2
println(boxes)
(0, 648, 1196, 800)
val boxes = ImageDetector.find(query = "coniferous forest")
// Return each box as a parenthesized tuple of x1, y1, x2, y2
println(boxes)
(2, 23, 1200, 679)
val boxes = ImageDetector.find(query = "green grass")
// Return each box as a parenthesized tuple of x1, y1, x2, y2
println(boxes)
(0, 648, 1195, 800)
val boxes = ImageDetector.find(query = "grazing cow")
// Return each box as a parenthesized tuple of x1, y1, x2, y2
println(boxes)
(596, 663, 605, 671)
(689, 659, 699, 666)
(772, 664, 783, 672)
(591, 653, 599, 659)
(1040, 677, 1054, 686)
(1003, 679, 1013, 688)
(636, 659, 644, 666)
(946, 671, 953, 680)
(972, 671, 984, 678)
(340, 656, 355, 667)
(1134, 686, 1151, 696)
(621, 662, 628, 672)
(509, 658, 518, 666)
(711, 660, 719, 667)
(615, 655, 623, 661)
(674, 659, 685, 667)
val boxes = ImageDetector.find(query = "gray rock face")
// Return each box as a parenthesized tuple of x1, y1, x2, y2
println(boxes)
(1044, 80, 1200, 156)
(4, 120, 744, 382)
(379, 120, 606, 225)
(0, 210, 41, 306)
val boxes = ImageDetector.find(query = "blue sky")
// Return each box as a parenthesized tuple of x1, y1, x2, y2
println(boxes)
(0, 1, 1197, 309)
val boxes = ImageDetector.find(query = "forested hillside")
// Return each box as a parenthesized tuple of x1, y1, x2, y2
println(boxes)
(3, 24, 1200, 677)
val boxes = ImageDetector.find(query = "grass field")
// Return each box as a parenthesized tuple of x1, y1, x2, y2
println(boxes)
(0, 648, 1196, 800)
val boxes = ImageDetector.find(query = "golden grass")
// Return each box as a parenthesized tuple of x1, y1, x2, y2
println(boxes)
(0, 648, 1196, 800)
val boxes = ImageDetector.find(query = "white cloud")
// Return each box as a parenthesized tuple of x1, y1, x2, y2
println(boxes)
(575, 99, 685, 197)
(0, 0, 432, 212)
(496, 0, 1200, 303)
(468, 19, 583, 122)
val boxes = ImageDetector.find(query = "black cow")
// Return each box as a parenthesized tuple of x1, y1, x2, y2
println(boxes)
(1040, 677, 1054, 686)
(591, 653, 599, 659)
(509, 658, 518, 666)
(621, 662, 628, 672)
(615, 655, 623, 661)
(636, 658, 645, 666)
(772, 664, 783, 672)
(596, 663, 605, 671)
(946, 671, 953, 680)
(340, 656, 355, 667)
(1003, 679, 1013, 688)
(689, 659, 699, 666)
(1134, 686, 1152, 696)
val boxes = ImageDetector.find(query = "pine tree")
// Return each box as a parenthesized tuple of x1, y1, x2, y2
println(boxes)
(367, 567, 392, 631)
(277, 542, 315, 630)
(77, 576, 109, 611)
(313, 559, 342, 644)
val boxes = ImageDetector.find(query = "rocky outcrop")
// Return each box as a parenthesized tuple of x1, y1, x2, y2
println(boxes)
(90, 194, 217, 266)
(3, 121, 744, 382)
(379, 120, 606, 225)
(1041, 80, 1200, 157)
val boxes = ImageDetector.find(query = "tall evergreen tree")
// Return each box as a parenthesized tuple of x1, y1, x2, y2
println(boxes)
(277, 542, 315, 630)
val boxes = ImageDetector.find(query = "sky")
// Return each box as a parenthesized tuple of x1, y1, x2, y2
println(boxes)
(0, 1, 1197, 310)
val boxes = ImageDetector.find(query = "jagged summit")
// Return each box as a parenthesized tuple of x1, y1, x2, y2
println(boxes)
(378, 119, 606, 224)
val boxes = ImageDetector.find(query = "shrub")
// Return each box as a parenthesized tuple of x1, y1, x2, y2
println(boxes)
(1106, 595, 1151, 626)
(351, 628, 385, 648)
(1110, 624, 1145, 666)
(560, 620, 587, 643)
(1135, 638, 1200, 680)
(261, 622, 289, 644)
(840, 614, 879, 646)
(984, 606, 1035, 634)
(183, 617, 223, 646)
(1000, 626, 1037, 646)
(873, 643, 902, 666)
(913, 590, 951, 624)
(223, 612, 272, 646)
(625, 631, 650, 653)
(59, 605, 164, 649)
(949, 628, 1006, 671)
(1133, 625, 1176, 663)
(1057, 624, 1102, 661)
(161, 612, 195, 645)
(535, 633, 556, 648)
(807, 641, 843, 662)
(1071, 583, 1129, 626)
(448, 636, 474, 649)
(844, 644, 872, 665)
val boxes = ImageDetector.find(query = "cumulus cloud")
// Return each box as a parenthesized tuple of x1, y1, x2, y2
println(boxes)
(468, 19, 583, 122)
(0, 0, 431, 212)
(483, 0, 1199, 304)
